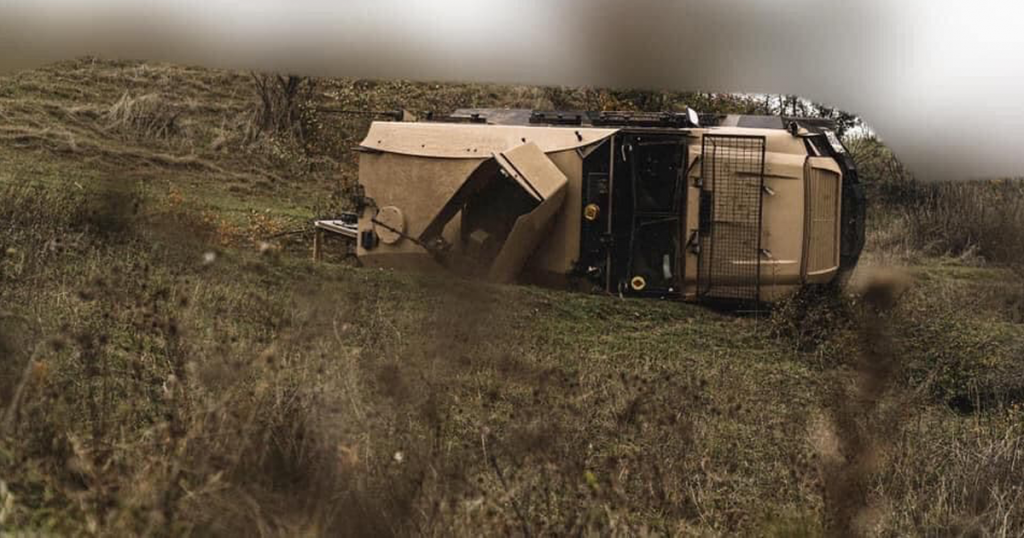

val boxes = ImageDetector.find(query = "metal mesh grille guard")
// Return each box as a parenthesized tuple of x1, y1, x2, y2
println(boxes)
(698, 135, 766, 302)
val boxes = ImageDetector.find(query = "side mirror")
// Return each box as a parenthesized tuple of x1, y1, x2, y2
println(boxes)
(687, 107, 700, 127)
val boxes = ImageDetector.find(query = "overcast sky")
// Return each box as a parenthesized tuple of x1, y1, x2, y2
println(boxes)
(2, 0, 1023, 181)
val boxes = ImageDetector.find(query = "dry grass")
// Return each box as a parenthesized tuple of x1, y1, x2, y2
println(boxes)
(104, 92, 183, 141)
(3, 174, 1023, 537)
(850, 135, 1024, 267)
(902, 181, 1024, 264)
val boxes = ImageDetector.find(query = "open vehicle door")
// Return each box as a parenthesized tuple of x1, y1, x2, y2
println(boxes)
(418, 142, 568, 283)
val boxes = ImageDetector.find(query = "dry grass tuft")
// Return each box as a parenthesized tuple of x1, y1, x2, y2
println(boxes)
(104, 92, 183, 141)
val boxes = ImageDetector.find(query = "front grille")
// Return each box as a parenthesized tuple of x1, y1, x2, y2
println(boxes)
(805, 165, 841, 274)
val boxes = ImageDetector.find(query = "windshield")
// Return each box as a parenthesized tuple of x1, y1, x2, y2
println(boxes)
(824, 129, 847, 154)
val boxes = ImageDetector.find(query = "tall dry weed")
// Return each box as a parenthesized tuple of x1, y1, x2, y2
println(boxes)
(105, 92, 183, 141)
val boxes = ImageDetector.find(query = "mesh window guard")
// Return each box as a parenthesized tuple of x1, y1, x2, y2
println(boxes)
(697, 135, 766, 302)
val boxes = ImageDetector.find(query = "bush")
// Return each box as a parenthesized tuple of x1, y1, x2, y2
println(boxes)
(849, 135, 1024, 267)
(901, 180, 1024, 265)
(765, 284, 858, 368)
(845, 135, 922, 206)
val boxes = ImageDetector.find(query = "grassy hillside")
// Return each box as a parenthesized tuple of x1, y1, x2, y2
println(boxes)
(1, 58, 1022, 536)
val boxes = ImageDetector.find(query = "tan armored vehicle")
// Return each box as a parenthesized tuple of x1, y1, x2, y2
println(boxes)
(320, 109, 865, 303)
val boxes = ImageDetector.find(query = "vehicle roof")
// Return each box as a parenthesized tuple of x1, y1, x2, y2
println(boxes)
(359, 108, 825, 159)
(360, 121, 618, 159)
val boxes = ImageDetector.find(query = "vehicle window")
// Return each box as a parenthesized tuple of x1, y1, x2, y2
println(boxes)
(824, 130, 847, 154)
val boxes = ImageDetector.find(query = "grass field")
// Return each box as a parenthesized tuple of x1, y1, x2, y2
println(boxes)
(1, 58, 1022, 536)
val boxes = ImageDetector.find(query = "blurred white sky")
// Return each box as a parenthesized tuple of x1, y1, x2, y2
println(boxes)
(2, 0, 1024, 181)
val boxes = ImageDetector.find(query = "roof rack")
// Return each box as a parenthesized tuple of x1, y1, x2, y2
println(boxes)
(589, 111, 694, 128)
(426, 108, 702, 128)
(529, 111, 585, 126)
(424, 111, 487, 124)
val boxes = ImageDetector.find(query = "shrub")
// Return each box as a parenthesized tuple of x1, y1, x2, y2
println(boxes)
(901, 180, 1024, 265)
(765, 284, 858, 368)
(845, 135, 922, 206)
(849, 135, 1024, 267)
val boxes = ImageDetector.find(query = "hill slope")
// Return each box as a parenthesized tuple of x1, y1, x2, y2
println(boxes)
(0, 58, 1022, 535)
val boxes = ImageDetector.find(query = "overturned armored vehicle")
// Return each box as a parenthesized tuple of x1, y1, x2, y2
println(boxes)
(334, 109, 865, 303)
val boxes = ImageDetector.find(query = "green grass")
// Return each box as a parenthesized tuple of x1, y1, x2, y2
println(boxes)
(0, 58, 1023, 536)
